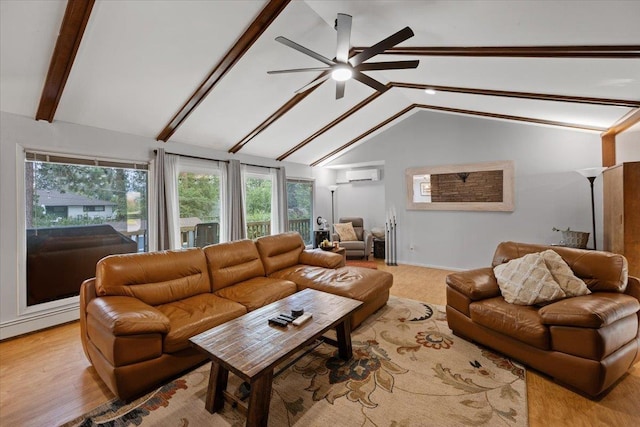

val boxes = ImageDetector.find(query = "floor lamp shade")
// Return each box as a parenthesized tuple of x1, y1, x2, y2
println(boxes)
(576, 167, 607, 250)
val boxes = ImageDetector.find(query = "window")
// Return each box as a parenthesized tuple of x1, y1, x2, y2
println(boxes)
(25, 153, 148, 306)
(177, 158, 222, 248)
(287, 179, 314, 246)
(245, 172, 272, 239)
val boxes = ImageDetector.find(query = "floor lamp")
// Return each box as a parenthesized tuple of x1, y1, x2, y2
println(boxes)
(576, 167, 606, 250)
(328, 185, 338, 226)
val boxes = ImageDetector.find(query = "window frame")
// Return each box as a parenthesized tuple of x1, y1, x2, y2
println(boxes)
(19, 149, 150, 315)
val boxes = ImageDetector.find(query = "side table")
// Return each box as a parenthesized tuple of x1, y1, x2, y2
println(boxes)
(313, 230, 330, 248)
(373, 238, 385, 259)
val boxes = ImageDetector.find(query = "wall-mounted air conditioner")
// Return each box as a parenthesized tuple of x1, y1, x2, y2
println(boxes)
(346, 169, 380, 182)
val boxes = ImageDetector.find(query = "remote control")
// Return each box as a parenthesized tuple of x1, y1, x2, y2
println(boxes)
(292, 313, 312, 326)
(278, 314, 294, 323)
(268, 317, 288, 327)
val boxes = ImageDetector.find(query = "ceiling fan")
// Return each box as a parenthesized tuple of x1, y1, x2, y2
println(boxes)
(267, 13, 419, 99)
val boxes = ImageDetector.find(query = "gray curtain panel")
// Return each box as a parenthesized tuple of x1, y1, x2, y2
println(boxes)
(227, 159, 246, 241)
(154, 148, 170, 250)
(274, 167, 288, 233)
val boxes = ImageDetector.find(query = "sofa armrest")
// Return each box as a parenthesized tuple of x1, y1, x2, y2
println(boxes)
(299, 249, 344, 268)
(446, 267, 501, 300)
(86, 296, 170, 336)
(332, 232, 340, 242)
(540, 293, 640, 328)
(625, 276, 640, 302)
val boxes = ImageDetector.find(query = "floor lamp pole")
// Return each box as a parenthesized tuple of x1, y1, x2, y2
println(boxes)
(588, 176, 597, 250)
(330, 190, 335, 226)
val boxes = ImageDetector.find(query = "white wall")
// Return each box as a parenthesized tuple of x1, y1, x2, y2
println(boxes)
(616, 122, 640, 162)
(0, 111, 313, 338)
(327, 111, 604, 270)
(334, 179, 386, 232)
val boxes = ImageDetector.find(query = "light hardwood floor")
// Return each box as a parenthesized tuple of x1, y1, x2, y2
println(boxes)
(1, 260, 638, 426)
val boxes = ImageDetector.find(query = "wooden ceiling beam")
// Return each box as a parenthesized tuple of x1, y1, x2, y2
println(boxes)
(393, 83, 640, 108)
(310, 104, 608, 167)
(35, 0, 95, 122)
(352, 45, 640, 58)
(275, 87, 388, 161)
(156, 0, 291, 142)
(228, 72, 327, 154)
(276, 82, 631, 161)
(310, 105, 417, 167)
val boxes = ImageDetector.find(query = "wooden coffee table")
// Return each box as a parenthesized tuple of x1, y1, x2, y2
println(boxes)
(189, 288, 362, 427)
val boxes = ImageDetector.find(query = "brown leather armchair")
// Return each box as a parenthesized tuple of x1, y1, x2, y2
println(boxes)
(446, 242, 640, 397)
(332, 217, 372, 259)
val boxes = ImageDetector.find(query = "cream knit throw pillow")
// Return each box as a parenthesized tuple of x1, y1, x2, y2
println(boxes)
(539, 250, 591, 297)
(334, 222, 358, 241)
(494, 252, 566, 305)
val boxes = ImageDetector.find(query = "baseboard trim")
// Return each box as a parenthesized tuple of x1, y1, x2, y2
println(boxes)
(0, 305, 79, 340)
(396, 259, 464, 272)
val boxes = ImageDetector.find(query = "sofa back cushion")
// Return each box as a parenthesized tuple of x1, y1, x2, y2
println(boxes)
(255, 232, 305, 275)
(96, 248, 211, 306)
(203, 240, 265, 291)
(492, 242, 629, 293)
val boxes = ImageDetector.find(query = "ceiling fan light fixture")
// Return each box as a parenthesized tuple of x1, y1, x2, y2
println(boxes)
(331, 66, 352, 82)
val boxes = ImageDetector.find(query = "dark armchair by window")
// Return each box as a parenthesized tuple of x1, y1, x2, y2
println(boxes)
(332, 217, 372, 259)
(195, 222, 219, 247)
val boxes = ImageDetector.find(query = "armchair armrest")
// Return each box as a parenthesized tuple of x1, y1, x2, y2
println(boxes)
(300, 249, 344, 268)
(446, 267, 501, 300)
(364, 230, 373, 257)
(332, 232, 340, 242)
(87, 296, 170, 336)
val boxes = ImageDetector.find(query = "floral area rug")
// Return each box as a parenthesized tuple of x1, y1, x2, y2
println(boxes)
(61, 296, 527, 427)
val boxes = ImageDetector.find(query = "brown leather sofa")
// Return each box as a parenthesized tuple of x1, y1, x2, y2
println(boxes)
(446, 242, 639, 397)
(80, 232, 392, 400)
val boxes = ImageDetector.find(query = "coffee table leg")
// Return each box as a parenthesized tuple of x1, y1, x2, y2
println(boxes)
(247, 370, 273, 427)
(205, 361, 228, 413)
(336, 317, 353, 360)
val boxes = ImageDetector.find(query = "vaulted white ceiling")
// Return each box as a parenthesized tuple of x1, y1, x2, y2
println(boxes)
(1, 0, 639, 166)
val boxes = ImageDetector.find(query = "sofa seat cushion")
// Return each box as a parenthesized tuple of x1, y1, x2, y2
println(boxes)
(470, 297, 549, 349)
(157, 294, 246, 353)
(270, 265, 392, 303)
(214, 277, 297, 311)
(539, 293, 640, 328)
(339, 241, 365, 251)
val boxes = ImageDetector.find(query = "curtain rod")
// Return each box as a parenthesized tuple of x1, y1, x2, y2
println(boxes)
(153, 150, 274, 170)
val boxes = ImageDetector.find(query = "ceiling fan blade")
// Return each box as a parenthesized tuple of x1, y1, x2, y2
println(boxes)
(336, 80, 346, 99)
(267, 67, 332, 74)
(336, 13, 352, 63)
(349, 26, 414, 66)
(352, 70, 389, 93)
(294, 71, 331, 94)
(275, 36, 335, 66)
(356, 60, 419, 71)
